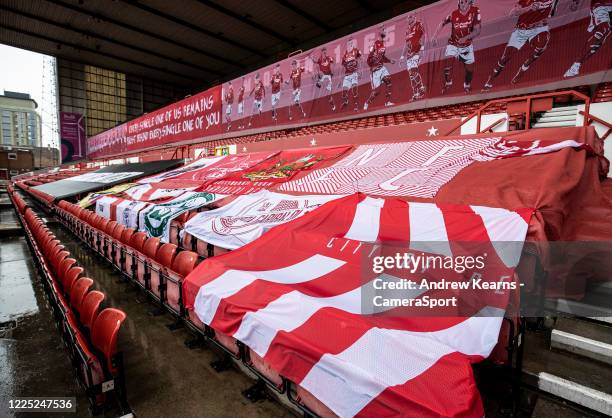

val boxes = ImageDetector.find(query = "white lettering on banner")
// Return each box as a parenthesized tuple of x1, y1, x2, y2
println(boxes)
(422, 146, 464, 166)
(280, 139, 500, 197)
(126, 92, 220, 147)
(379, 168, 428, 191)
(341, 147, 388, 167)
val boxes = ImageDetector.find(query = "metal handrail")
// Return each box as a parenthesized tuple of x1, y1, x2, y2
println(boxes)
(445, 90, 591, 136)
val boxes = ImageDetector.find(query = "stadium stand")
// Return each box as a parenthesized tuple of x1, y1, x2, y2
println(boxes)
(6, 189, 130, 415)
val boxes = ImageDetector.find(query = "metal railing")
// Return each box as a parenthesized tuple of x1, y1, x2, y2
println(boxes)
(445, 90, 591, 136)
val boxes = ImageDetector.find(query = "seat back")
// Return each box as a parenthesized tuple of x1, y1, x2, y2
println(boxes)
(59, 258, 78, 284)
(171, 251, 199, 277)
(91, 308, 127, 373)
(79, 290, 105, 330)
(142, 237, 161, 259)
(70, 277, 94, 311)
(156, 243, 177, 268)
(106, 220, 118, 235)
(54, 250, 70, 273)
(121, 228, 135, 244)
(113, 224, 126, 240)
(130, 232, 148, 252)
(63, 266, 85, 294)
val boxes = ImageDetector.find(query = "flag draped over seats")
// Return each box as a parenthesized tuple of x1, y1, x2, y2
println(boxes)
(279, 137, 586, 197)
(183, 194, 533, 417)
(183, 190, 342, 249)
(139, 192, 226, 242)
(201, 145, 352, 195)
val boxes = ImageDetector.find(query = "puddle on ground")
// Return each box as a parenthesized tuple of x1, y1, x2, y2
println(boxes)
(0, 244, 39, 323)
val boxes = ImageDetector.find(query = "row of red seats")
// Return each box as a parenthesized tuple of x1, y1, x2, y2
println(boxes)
(54, 199, 340, 416)
(8, 191, 131, 416)
(55, 200, 200, 326)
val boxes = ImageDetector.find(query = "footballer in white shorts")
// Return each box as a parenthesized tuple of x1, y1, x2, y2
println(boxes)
(405, 54, 420, 70)
(370, 66, 390, 89)
(319, 74, 333, 91)
(508, 25, 549, 50)
(342, 72, 359, 89)
(565, 4, 611, 77)
(292, 89, 301, 104)
(590, 5, 612, 31)
(445, 44, 475, 64)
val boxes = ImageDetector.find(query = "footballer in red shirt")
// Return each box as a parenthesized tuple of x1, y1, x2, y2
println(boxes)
(364, 27, 395, 110)
(224, 81, 234, 131)
(308, 47, 337, 111)
(564, 0, 612, 77)
(247, 72, 265, 128)
(433, 0, 482, 93)
(237, 77, 245, 129)
(270, 64, 283, 121)
(341, 37, 362, 111)
(484, 0, 557, 90)
(285, 59, 307, 120)
(400, 14, 426, 101)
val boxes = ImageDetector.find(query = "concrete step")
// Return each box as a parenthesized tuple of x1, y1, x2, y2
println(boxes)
(535, 114, 577, 122)
(531, 395, 601, 418)
(551, 317, 612, 365)
(532, 120, 576, 128)
(523, 331, 612, 415)
(551, 299, 612, 325)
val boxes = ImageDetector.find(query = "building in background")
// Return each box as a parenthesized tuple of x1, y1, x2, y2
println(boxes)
(57, 59, 189, 137)
(1, 90, 41, 147)
(0, 90, 58, 179)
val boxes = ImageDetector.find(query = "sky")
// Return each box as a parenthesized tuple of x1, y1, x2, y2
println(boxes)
(0, 43, 58, 148)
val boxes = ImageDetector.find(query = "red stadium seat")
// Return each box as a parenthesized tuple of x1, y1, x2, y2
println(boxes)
(136, 237, 160, 288)
(78, 290, 105, 331)
(247, 349, 283, 388)
(63, 266, 85, 295)
(59, 258, 78, 286)
(125, 232, 147, 279)
(91, 308, 127, 373)
(165, 251, 198, 316)
(53, 250, 70, 275)
(108, 224, 126, 261)
(115, 228, 135, 268)
(70, 277, 94, 311)
(149, 243, 177, 301)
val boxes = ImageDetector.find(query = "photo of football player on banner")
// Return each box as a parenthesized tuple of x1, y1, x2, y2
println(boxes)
(218, 0, 610, 134)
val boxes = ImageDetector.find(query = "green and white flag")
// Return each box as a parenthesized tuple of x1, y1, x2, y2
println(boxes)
(140, 192, 226, 242)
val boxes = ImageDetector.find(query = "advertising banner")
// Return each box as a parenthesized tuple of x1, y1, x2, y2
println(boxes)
(60, 112, 86, 163)
(221, 0, 610, 132)
(126, 85, 222, 152)
(87, 123, 127, 160)
(87, 85, 222, 158)
(87, 0, 611, 159)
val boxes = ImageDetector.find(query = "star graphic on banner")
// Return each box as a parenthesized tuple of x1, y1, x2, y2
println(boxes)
(242, 146, 247, 152)
(427, 126, 439, 136)
(310, 138, 317, 146)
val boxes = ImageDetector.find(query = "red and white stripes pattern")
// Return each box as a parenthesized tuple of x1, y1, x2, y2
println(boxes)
(183, 194, 532, 417)
(280, 139, 499, 197)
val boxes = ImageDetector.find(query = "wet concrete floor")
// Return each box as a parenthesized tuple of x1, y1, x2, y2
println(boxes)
(0, 202, 291, 418)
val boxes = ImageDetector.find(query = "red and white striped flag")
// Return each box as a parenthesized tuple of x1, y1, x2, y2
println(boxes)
(183, 194, 533, 417)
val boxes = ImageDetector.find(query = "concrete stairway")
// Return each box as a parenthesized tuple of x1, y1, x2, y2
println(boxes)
(532, 105, 578, 128)
(523, 304, 612, 416)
